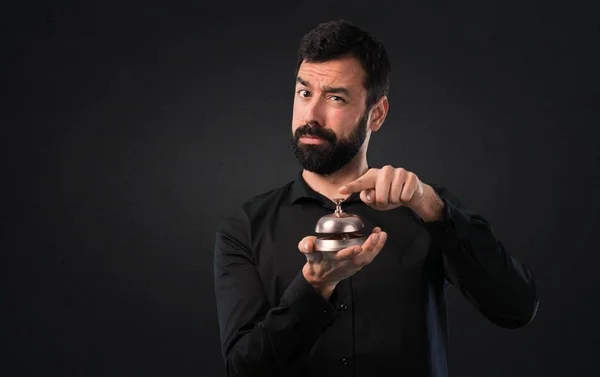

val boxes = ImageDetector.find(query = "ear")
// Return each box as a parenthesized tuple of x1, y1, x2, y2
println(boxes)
(368, 96, 389, 132)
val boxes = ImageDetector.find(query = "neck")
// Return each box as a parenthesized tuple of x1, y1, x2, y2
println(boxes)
(302, 153, 369, 201)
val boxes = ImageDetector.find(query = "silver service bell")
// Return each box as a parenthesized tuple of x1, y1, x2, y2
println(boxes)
(313, 198, 367, 254)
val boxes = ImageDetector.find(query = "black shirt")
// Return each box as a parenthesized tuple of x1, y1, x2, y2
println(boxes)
(213, 170, 538, 377)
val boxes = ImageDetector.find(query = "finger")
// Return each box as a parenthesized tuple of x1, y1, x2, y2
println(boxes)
(368, 231, 387, 259)
(298, 236, 317, 254)
(375, 166, 394, 207)
(354, 232, 387, 266)
(400, 173, 418, 203)
(360, 188, 375, 204)
(333, 227, 380, 261)
(353, 231, 388, 265)
(306, 251, 324, 263)
(333, 245, 363, 260)
(389, 168, 407, 205)
(338, 169, 378, 194)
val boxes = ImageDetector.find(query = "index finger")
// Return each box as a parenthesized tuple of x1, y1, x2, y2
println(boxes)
(338, 169, 378, 194)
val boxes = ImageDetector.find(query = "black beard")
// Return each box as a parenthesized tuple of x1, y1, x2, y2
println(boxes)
(290, 112, 369, 175)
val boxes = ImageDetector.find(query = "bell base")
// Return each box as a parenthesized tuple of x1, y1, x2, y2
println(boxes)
(314, 233, 367, 253)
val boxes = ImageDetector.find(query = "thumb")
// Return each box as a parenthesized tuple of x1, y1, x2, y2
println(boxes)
(360, 189, 375, 204)
(298, 236, 318, 254)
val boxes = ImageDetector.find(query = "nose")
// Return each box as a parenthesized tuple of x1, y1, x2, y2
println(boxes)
(303, 97, 325, 128)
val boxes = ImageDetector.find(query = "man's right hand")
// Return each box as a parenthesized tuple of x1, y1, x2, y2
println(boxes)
(298, 227, 388, 299)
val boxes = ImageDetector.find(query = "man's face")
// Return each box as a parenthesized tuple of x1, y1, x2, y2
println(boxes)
(291, 56, 371, 175)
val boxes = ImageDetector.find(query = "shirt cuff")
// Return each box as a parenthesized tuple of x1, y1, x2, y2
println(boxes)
(422, 197, 471, 246)
(279, 271, 339, 329)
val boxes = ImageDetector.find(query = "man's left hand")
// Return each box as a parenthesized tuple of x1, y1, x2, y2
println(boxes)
(338, 165, 443, 221)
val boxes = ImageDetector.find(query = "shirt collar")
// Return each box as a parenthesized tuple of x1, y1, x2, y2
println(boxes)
(289, 170, 363, 208)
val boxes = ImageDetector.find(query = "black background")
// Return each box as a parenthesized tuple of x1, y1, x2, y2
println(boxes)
(2, 1, 599, 376)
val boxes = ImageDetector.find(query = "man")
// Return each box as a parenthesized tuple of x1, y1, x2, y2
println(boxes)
(213, 19, 538, 377)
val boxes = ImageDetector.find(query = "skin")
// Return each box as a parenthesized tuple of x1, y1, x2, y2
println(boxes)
(292, 55, 445, 298)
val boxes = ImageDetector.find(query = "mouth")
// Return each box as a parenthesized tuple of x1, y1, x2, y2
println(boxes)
(299, 136, 327, 145)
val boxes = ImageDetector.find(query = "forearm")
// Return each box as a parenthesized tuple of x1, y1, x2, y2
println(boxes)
(215, 207, 342, 376)
(441, 216, 539, 328)
(423, 185, 539, 328)
(218, 271, 337, 377)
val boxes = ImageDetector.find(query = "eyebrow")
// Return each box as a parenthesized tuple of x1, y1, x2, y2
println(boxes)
(296, 76, 352, 98)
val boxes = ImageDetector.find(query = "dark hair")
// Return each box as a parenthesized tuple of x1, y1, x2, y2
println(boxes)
(295, 19, 391, 111)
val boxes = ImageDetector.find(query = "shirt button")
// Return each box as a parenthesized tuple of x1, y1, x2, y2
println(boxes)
(339, 303, 348, 311)
(341, 357, 349, 365)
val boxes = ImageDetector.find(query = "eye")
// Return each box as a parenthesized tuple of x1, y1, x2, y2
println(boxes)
(330, 95, 345, 103)
(297, 89, 310, 97)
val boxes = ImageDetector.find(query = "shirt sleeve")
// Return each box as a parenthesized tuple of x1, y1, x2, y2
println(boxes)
(423, 184, 540, 329)
(213, 208, 338, 377)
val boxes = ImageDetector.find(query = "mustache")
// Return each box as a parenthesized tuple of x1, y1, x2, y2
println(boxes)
(294, 124, 337, 144)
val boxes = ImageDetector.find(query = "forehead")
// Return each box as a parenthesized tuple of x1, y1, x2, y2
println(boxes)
(296, 56, 366, 91)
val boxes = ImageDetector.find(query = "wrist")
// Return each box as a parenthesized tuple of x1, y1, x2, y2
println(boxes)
(413, 185, 445, 222)
(302, 265, 337, 299)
